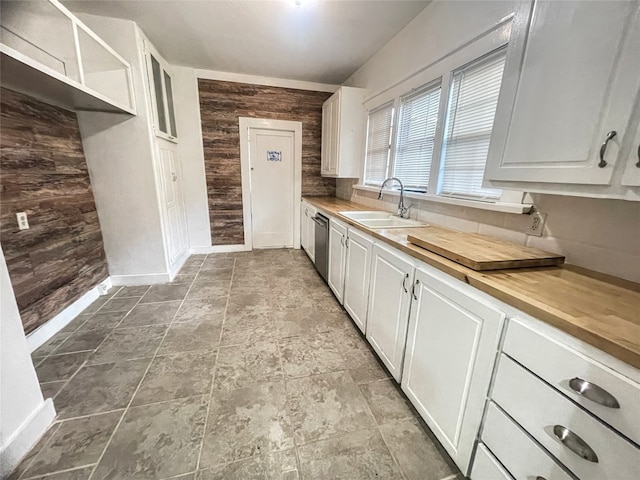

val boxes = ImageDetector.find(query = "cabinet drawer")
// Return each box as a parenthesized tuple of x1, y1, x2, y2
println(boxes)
(482, 402, 573, 480)
(492, 355, 640, 480)
(470, 443, 513, 480)
(504, 318, 640, 444)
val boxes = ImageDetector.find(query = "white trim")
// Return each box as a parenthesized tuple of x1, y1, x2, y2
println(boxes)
(110, 272, 171, 287)
(238, 117, 303, 250)
(353, 185, 532, 215)
(195, 68, 339, 93)
(26, 279, 110, 353)
(0, 399, 56, 479)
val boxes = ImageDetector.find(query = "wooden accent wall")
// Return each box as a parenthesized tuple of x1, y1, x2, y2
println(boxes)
(198, 79, 335, 245)
(0, 88, 108, 334)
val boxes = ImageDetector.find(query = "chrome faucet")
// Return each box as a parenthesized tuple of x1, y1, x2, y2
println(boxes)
(378, 177, 408, 218)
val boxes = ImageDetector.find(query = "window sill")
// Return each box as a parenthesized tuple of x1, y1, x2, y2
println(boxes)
(353, 185, 533, 214)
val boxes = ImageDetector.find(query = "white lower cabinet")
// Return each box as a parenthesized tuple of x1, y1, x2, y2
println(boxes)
(401, 266, 504, 474)
(300, 201, 317, 262)
(343, 228, 374, 333)
(327, 218, 347, 303)
(470, 444, 512, 480)
(366, 243, 415, 382)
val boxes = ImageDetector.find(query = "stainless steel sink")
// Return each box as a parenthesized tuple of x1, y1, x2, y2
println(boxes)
(339, 211, 427, 229)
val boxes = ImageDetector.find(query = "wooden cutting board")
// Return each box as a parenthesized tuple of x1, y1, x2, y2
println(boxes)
(407, 227, 565, 271)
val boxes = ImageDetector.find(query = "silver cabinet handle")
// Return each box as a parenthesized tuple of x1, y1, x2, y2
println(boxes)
(340, 235, 345, 247)
(402, 273, 409, 293)
(636, 144, 640, 168)
(553, 425, 599, 463)
(598, 130, 617, 168)
(346, 236, 349, 248)
(569, 378, 620, 408)
(535, 477, 547, 480)
(411, 279, 420, 300)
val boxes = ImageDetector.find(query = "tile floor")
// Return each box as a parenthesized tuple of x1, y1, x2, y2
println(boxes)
(11, 250, 461, 480)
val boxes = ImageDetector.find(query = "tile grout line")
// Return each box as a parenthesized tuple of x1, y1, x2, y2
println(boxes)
(13, 423, 63, 480)
(194, 254, 235, 474)
(86, 259, 205, 480)
(20, 462, 97, 480)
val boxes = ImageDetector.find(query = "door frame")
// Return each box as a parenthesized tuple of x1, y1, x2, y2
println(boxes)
(239, 117, 303, 250)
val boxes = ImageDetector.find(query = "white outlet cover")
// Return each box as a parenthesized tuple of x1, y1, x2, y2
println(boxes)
(526, 211, 546, 237)
(16, 212, 29, 230)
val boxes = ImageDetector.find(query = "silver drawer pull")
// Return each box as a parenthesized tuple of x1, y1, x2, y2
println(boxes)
(553, 425, 599, 463)
(536, 477, 548, 480)
(569, 378, 620, 409)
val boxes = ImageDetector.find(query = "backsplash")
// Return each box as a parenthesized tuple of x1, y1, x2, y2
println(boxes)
(338, 180, 640, 283)
(0, 88, 108, 333)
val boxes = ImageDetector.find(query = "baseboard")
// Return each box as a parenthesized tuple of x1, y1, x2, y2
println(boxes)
(26, 278, 110, 353)
(0, 399, 56, 479)
(168, 249, 191, 281)
(190, 245, 251, 254)
(110, 272, 171, 286)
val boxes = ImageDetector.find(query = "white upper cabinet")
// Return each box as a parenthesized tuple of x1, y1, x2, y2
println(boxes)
(621, 122, 640, 187)
(486, 1, 640, 198)
(0, 0, 135, 114)
(321, 86, 366, 178)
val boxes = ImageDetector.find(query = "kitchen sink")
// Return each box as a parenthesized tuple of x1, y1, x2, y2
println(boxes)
(339, 211, 427, 229)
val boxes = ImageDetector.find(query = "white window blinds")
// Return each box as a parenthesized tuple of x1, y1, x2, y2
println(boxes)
(364, 102, 394, 186)
(439, 49, 506, 200)
(393, 84, 441, 191)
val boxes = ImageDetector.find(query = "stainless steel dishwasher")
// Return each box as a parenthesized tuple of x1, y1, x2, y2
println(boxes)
(312, 212, 329, 283)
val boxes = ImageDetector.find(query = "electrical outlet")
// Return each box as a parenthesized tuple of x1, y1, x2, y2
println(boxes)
(16, 212, 29, 230)
(526, 211, 546, 237)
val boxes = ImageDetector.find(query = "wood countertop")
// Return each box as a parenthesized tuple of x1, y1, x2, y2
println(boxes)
(303, 196, 640, 369)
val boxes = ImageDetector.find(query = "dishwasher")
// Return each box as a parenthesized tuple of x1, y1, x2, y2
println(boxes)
(312, 212, 329, 283)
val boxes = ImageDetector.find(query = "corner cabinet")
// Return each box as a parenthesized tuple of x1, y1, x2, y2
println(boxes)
(321, 86, 366, 178)
(485, 1, 640, 199)
(402, 265, 504, 474)
(0, 0, 135, 114)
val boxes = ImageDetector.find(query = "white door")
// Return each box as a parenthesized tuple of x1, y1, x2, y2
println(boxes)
(158, 146, 188, 266)
(366, 243, 414, 381)
(343, 228, 374, 334)
(486, 1, 640, 185)
(401, 266, 504, 474)
(327, 218, 347, 303)
(249, 128, 296, 249)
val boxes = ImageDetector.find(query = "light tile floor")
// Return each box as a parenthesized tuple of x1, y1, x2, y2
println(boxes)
(10, 250, 461, 480)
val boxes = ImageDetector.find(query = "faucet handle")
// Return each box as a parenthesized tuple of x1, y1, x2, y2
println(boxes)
(398, 205, 409, 218)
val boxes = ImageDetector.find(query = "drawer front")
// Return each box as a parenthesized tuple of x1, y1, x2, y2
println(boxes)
(482, 402, 573, 480)
(471, 443, 513, 480)
(492, 355, 640, 480)
(503, 318, 640, 444)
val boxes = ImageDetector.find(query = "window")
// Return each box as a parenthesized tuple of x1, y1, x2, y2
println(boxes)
(364, 102, 394, 186)
(394, 84, 441, 191)
(361, 45, 510, 205)
(147, 47, 178, 141)
(439, 49, 506, 200)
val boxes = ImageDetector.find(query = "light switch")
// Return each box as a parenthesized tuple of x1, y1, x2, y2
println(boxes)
(16, 212, 29, 230)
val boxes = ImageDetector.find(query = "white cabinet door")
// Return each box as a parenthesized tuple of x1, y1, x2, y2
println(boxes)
(321, 99, 335, 176)
(300, 202, 316, 262)
(343, 228, 374, 334)
(621, 123, 640, 187)
(486, 1, 640, 186)
(366, 243, 414, 381)
(401, 266, 504, 474)
(328, 218, 347, 303)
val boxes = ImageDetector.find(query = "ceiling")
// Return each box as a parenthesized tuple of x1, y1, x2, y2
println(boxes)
(62, 0, 429, 84)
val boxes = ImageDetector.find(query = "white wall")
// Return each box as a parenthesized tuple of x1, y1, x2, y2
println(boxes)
(76, 15, 169, 282)
(340, 0, 640, 283)
(172, 66, 212, 251)
(0, 245, 55, 478)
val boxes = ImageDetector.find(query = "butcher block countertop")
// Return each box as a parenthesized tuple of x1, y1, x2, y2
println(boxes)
(303, 196, 640, 369)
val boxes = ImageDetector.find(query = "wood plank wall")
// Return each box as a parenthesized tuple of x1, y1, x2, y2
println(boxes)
(0, 88, 108, 334)
(198, 79, 335, 245)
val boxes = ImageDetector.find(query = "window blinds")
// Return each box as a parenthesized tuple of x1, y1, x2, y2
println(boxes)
(439, 49, 506, 200)
(394, 85, 441, 191)
(364, 102, 394, 186)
